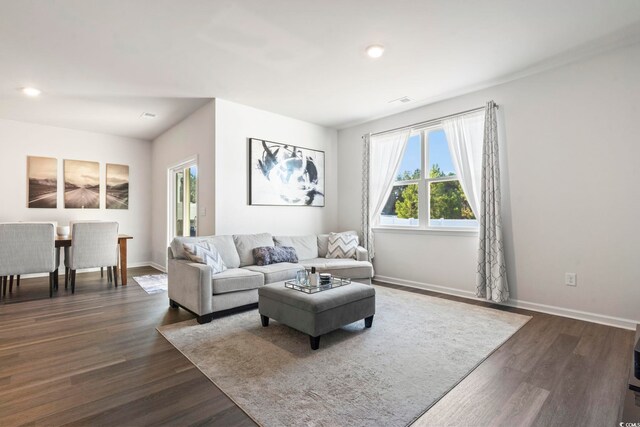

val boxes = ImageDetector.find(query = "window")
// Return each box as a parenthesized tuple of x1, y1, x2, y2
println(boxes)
(379, 127, 477, 230)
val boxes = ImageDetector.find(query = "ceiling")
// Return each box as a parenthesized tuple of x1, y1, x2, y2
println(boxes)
(1, 0, 639, 139)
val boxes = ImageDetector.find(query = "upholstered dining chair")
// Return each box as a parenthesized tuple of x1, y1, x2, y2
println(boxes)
(0, 222, 57, 298)
(64, 221, 119, 294)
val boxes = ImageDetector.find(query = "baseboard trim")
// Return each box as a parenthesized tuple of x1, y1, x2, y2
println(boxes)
(16, 262, 157, 279)
(374, 274, 639, 331)
(148, 262, 166, 273)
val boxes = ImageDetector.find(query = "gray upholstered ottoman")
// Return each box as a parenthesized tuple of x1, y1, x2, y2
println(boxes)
(258, 281, 376, 350)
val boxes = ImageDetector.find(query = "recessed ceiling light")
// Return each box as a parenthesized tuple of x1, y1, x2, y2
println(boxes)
(140, 112, 157, 119)
(366, 44, 385, 58)
(21, 87, 41, 97)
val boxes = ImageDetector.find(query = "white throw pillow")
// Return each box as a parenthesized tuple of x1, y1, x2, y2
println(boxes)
(183, 242, 227, 274)
(326, 232, 358, 259)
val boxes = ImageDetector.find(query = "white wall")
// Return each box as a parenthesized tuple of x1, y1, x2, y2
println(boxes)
(150, 101, 215, 268)
(337, 42, 640, 326)
(215, 98, 338, 236)
(0, 119, 152, 264)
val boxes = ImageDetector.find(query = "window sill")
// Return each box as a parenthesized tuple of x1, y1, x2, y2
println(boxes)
(372, 226, 479, 237)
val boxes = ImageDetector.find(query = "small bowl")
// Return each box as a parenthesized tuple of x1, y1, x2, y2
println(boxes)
(56, 226, 70, 237)
(319, 273, 332, 284)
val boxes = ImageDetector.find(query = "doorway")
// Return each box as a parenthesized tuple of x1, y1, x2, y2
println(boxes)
(169, 157, 198, 240)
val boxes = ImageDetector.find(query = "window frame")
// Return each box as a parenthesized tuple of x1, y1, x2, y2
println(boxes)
(376, 125, 479, 233)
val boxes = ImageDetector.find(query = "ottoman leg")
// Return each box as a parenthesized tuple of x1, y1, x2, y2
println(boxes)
(310, 335, 320, 350)
(365, 315, 374, 328)
(261, 315, 269, 327)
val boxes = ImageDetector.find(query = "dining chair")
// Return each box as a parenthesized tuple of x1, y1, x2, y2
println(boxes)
(64, 221, 119, 294)
(0, 222, 57, 298)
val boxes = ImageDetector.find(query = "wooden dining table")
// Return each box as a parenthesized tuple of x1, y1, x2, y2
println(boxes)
(55, 234, 133, 285)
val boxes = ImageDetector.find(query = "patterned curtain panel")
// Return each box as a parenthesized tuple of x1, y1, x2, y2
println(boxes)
(476, 101, 509, 302)
(361, 134, 372, 261)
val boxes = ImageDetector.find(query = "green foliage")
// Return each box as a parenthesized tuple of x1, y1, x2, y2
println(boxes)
(396, 168, 421, 181)
(429, 164, 474, 220)
(394, 164, 475, 220)
(430, 180, 475, 220)
(189, 170, 197, 203)
(395, 184, 418, 219)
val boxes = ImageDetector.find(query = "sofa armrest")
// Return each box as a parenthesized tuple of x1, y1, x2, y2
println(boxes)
(168, 258, 212, 316)
(355, 246, 369, 262)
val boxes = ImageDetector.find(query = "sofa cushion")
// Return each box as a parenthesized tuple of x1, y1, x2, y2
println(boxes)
(233, 233, 274, 267)
(317, 234, 330, 258)
(211, 268, 264, 295)
(326, 232, 359, 259)
(243, 262, 302, 284)
(253, 246, 298, 266)
(183, 242, 227, 274)
(300, 258, 374, 279)
(170, 236, 201, 260)
(170, 235, 241, 268)
(318, 231, 359, 258)
(274, 235, 318, 260)
(203, 235, 241, 269)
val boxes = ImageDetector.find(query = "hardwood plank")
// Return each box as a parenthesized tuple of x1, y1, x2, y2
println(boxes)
(0, 267, 254, 427)
(385, 280, 633, 427)
(489, 382, 550, 427)
(0, 272, 632, 426)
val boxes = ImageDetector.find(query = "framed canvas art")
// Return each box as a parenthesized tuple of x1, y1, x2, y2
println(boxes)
(27, 156, 58, 208)
(249, 138, 325, 207)
(106, 163, 129, 209)
(64, 159, 100, 209)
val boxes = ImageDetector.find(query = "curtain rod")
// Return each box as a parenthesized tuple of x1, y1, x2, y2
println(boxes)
(364, 104, 498, 138)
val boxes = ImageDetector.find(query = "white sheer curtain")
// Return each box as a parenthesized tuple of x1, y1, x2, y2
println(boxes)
(442, 110, 484, 218)
(361, 129, 411, 260)
(476, 101, 509, 302)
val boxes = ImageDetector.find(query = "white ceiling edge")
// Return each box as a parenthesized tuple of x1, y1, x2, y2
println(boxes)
(335, 24, 640, 131)
(0, 96, 212, 141)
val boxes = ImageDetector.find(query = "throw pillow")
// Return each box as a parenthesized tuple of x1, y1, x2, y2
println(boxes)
(253, 246, 298, 266)
(326, 232, 358, 259)
(183, 242, 227, 274)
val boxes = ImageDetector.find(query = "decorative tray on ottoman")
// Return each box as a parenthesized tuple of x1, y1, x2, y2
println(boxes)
(284, 277, 351, 294)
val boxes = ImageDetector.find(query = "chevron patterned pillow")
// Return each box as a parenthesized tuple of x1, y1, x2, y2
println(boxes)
(183, 241, 227, 274)
(326, 232, 358, 259)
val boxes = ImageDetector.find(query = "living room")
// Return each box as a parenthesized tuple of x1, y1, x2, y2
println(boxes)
(1, 1, 639, 426)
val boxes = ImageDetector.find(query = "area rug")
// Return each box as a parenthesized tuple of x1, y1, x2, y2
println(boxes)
(132, 274, 168, 294)
(157, 285, 530, 427)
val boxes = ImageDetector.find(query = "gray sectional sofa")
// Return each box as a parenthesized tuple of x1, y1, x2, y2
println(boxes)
(167, 232, 374, 324)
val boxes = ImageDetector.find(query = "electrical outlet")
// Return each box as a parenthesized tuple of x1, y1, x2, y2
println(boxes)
(565, 273, 577, 287)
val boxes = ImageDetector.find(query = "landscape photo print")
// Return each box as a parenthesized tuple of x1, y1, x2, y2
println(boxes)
(27, 156, 58, 208)
(249, 138, 325, 206)
(64, 159, 100, 209)
(106, 163, 129, 209)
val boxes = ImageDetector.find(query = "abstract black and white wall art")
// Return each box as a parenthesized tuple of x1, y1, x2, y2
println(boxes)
(249, 138, 325, 206)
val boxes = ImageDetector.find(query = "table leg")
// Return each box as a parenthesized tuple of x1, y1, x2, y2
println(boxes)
(119, 238, 128, 285)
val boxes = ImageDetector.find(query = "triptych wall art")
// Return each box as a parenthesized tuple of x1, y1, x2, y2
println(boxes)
(27, 156, 129, 210)
(249, 138, 325, 207)
(27, 156, 58, 208)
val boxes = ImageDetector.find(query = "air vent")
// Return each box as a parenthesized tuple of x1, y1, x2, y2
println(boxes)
(140, 112, 157, 119)
(388, 96, 413, 104)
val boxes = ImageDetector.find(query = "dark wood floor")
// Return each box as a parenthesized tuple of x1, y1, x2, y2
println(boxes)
(0, 268, 634, 426)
